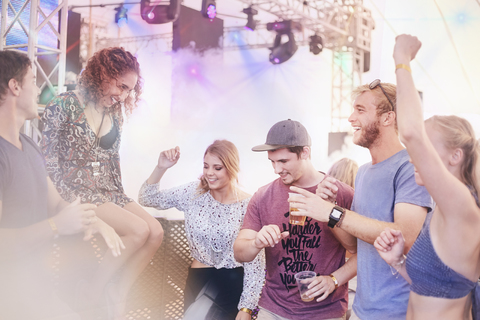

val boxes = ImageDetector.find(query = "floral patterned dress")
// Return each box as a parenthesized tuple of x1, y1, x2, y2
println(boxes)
(41, 91, 132, 207)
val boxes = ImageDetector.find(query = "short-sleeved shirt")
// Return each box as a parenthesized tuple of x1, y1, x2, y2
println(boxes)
(352, 149, 433, 320)
(241, 173, 354, 320)
(0, 134, 48, 228)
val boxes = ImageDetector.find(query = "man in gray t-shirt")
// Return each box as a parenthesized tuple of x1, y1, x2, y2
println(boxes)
(294, 81, 432, 320)
(0, 50, 119, 319)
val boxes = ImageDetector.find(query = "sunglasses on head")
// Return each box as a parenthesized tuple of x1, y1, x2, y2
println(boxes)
(369, 79, 395, 113)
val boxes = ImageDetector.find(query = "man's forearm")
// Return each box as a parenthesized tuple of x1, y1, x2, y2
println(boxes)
(331, 253, 357, 287)
(234, 238, 262, 263)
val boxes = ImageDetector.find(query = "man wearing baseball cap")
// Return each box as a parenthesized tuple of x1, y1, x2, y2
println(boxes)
(234, 119, 357, 320)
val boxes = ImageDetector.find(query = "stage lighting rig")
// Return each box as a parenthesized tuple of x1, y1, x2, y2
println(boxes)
(114, 5, 128, 26)
(309, 34, 323, 55)
(202, 0, 217, 19)
(267, 20, 302, 64)
(140, 0, 181, 24)
(242, 6, 258, 31)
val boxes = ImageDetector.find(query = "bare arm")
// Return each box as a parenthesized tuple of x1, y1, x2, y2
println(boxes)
(291, 186, 427, 253)
(146, 146, 180, 185)
(305, 253, 357, 302)
(234, 227, 289, 263)
(331, 226, 357, 254)
(340, 203, 426, 252)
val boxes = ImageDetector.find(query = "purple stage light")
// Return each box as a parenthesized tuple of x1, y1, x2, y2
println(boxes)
(274, 58, 280, 64)
(148, 11, 155, 20)
(206, 4, 216, 19)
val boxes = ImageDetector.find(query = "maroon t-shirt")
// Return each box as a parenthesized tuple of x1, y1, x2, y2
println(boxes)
(241, 174, 354, 319)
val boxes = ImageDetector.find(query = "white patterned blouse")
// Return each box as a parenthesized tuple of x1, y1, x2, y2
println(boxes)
(138, 180, 265, 311)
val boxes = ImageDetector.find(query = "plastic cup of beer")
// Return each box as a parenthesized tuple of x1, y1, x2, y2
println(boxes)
(288, 192, 306, 226)
(295, 271, 316, 302)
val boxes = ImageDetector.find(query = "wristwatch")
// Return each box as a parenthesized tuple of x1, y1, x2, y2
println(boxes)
(328, 205, 345, 228)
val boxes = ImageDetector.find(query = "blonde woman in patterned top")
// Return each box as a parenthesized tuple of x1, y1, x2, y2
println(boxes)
(139, 140, 265, 320)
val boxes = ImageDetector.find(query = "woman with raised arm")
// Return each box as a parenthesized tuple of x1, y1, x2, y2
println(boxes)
(41, 47, 163, 319)
(374, 34, 480, 320)
(138, 140, 265, 320)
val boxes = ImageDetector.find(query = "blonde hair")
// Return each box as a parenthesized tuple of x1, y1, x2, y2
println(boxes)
(327, 158, 359, 189)
(352, 82, 397, 131)
(425, 115, 480, 204)
(197, 140, 240, 195)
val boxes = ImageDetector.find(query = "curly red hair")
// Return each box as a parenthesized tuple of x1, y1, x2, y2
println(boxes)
(78, 47, 143, 115)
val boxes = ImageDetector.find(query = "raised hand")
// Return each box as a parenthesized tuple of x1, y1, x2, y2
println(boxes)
(157, 146, 180, 170)
(254, 224, 289, 249)
(393, 34, 422, 64)
(53, 197, 97, 235)
(316, 176, 338, 204)
(374, 227, 405, 266)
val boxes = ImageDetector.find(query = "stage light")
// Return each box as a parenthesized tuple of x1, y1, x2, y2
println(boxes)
(269, 33, 298, 64)
(202, 0, 216, 19)
(140, 0, 181, 24)
(242, 7, 258, 31)
(309, 34, 323, 55)
(266, 20, 302, 34)
(114, 5, 128, 27)
(267, 20, 301, 64)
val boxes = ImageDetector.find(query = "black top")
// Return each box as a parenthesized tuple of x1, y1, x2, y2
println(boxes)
(99, 122, 119, 150)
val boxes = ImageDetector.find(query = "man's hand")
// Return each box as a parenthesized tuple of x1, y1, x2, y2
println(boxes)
(316, 176, 338, 204)
(289, 187, 334, 223)
(254, 224, 289, 249)
(53, 197, 97, 235)
(305, 275, 336, 302)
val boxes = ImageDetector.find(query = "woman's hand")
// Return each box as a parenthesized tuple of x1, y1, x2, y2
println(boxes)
(393, 34, 422, 64)
(374, 227, 405, 266)
(83, 218, 126, 257)
(235, 309, 252, 320)
(157, 146, 180, 170)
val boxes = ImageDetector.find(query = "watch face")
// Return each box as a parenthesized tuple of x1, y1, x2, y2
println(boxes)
(332, 209, 342, 219)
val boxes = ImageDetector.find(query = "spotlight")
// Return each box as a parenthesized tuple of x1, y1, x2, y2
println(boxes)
(269, 33, 297, 64)
(266, 20, 302, 34)
(202, 0, 217, 19)
(114, 5, 128, 27)
(140, 0, 181, 24)
(309, 34, 323, 55)
(242, 7, 258, 31)
(267, 20, 302, 64)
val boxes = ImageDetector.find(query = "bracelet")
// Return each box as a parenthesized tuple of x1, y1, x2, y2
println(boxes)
(48, 218, 59, 239)
(329, 274, 339, 290)
(336, 210, 346, 228)
(395, 64, 411, 73)
(240, 308, 252, 315)
(389, 254, 406, 278)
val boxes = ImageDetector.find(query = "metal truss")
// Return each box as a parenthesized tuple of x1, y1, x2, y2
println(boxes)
(91, 1, 373, 133)
(1, 0, 68, 139)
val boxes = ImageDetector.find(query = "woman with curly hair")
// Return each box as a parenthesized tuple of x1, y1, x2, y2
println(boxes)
(41, 47, 163, 319)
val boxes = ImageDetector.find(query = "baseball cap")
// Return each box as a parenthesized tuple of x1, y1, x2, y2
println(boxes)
(252, 119, 311, 152)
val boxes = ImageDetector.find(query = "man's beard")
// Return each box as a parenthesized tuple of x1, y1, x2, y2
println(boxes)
(356, 119, 380, 149)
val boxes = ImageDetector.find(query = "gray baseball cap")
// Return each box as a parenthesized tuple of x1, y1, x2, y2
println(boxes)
(252, 119, 311, 152)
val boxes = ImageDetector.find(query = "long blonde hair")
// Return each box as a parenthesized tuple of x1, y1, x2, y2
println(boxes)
(327, 158, 359, 189)
(426, 115, 480, 205)
(197, 140, 240, 195)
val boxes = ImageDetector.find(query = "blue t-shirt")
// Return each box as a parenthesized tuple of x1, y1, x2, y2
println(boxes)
(352, 149, 433, 320)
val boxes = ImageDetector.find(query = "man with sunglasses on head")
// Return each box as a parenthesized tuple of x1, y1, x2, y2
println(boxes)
(289, 80, 433, 320)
